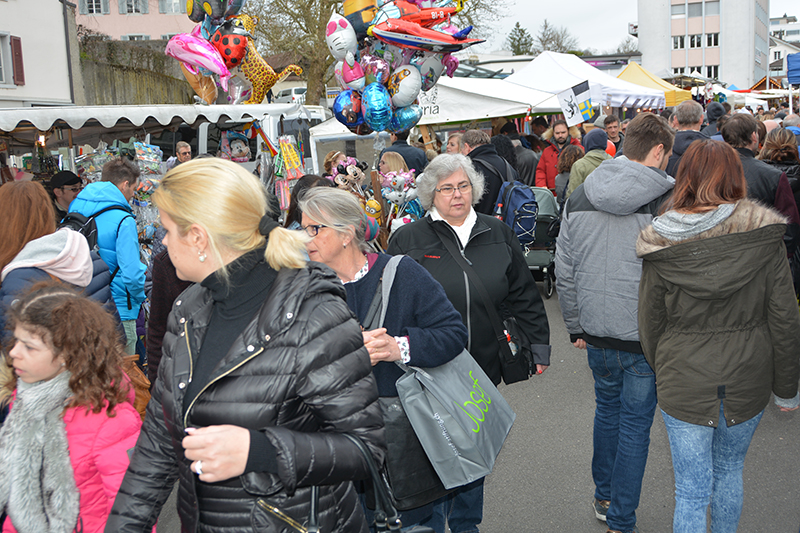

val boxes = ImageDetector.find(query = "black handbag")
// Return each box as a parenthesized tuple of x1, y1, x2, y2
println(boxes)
(432, 226, 535, 384)
(360, 257, 452, 511)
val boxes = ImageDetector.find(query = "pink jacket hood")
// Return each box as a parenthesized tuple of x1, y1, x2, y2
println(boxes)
(1, 229, 92, 287)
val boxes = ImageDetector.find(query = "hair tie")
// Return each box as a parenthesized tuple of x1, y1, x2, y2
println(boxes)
(259, 214, 279, 236)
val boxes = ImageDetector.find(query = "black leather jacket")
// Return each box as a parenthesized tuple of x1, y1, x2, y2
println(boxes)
(107, 263, 385, 533)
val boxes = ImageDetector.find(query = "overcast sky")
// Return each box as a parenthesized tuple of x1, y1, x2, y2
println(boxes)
(476, 0, 799, 55)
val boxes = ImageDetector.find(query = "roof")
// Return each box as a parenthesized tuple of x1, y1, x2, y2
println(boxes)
(617, 62, 691, 107)
(0, 104, 310, 148)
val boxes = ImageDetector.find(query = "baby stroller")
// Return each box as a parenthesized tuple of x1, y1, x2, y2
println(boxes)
(524, 186, 558, 298)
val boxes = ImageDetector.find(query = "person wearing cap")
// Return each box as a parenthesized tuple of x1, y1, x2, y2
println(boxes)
(49, 170, 83, 225)
(701, 102, 727, 136)
(566, 129, 612, 199)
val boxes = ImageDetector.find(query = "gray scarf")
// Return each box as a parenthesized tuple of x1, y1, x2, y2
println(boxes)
(652, 203, 737, 241)
(0, 371, 80, 533)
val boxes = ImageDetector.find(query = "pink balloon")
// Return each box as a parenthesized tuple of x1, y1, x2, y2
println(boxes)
(166, 32, 231, 91)
(360, 54, 391, 86)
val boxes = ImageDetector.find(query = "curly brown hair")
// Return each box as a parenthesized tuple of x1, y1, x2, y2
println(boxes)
(556, 144, 585, 174)
(2, 282, 129, 414)
(757, 127, 800, 163)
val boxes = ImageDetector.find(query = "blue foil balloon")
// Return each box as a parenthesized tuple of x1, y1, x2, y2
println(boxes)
(387, 104, 422, 133)
(333, 89, 364, 127)
(361, 83, 392, 132)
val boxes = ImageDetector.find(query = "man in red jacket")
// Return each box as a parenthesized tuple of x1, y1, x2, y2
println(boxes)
(535, 119, 582, 193)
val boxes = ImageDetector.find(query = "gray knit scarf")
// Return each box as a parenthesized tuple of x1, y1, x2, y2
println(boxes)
(652, 203, 737, 241)
(0, 371, 80, 533)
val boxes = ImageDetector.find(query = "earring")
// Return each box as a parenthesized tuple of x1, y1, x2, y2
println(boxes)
(198, 251, 207, 263)
(343, 242, 347, 249)
(61, 362, 65, 367)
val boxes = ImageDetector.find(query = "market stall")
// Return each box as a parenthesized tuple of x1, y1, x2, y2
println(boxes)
(505, 51, 666, 110)
(617, 62, 691, 107)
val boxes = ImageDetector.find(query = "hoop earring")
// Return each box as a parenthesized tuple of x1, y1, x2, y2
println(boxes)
(198, 251, 207, 263)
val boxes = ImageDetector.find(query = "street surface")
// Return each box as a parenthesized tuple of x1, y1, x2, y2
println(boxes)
(156, 287, 800, 532)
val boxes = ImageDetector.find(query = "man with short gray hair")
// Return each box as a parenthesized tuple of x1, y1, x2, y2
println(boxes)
(665, 100, 706, 176)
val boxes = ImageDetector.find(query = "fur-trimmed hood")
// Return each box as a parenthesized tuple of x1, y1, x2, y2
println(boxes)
(541, 125, 581, 143)
(637, 199, 787, 299)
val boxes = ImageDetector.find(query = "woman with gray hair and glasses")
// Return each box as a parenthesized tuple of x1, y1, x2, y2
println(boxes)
(387, 153, 551, 533)
(298, 187, 468, 531)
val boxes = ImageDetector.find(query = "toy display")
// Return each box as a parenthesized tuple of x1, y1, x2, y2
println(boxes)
(330, 0, 483, 135)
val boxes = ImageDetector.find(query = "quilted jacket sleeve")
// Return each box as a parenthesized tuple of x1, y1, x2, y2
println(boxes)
(92, 403, 142, 516)
(261, 290, 385, 495)
(554, 202, 583, 339)
(106, 350, 180, 531)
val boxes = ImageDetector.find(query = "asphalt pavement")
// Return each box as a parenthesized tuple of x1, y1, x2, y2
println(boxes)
(155, 286, 800, 533)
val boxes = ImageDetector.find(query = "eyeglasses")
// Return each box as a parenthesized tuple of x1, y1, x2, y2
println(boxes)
(302, 224, 328, 237)
(435, 182, 472, 197)
(178, 151, 191, 156)
(63, 186, 83, 193)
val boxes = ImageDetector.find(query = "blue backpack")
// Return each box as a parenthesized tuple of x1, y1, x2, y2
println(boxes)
(494, 181, 538, 249)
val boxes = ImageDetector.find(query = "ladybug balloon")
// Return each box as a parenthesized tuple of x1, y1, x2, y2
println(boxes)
(210, 20, 250, 69)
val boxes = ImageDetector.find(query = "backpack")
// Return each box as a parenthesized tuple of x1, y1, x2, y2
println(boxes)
(59, 205, 134, 281)
(494, 182, 538, 249)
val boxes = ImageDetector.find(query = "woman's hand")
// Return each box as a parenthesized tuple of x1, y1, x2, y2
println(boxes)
(362, 328, 401, 366)
(183, 425, 250, 483)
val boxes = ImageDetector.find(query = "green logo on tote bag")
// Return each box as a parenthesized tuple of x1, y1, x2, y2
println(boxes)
(456, 371, 492, 433)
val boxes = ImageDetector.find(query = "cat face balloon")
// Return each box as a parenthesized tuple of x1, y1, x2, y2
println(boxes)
(325, 12, 358, 61)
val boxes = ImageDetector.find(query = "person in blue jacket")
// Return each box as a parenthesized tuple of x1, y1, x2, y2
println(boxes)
(68, 157, 145, 355)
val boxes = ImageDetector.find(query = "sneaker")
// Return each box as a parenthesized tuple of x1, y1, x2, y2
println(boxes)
(593, 498, 610, 521)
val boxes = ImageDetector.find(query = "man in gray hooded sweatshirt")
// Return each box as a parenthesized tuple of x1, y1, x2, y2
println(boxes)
(555, 113, 675, 533)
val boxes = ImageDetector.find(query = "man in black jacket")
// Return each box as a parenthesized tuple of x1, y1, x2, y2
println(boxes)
(722, 113, 800, 262)
(666, 100, 707, 176)
(462, 129, 519, 214)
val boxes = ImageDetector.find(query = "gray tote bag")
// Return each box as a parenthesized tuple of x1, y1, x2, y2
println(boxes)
(378, 257, 516, 490)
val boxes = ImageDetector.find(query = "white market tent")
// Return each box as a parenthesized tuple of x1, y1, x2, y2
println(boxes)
(0, 104, 314, 149)
(691, 85, 770, 109)
(309, 77, 559, 173)
(505, 51, 667, 110)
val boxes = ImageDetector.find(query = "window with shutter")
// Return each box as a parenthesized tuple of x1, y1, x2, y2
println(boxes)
(10, 36, 24, 86)
(87, 0, 102, 13)
(79, 0, 88, 15)
(102, 0, 110, 14)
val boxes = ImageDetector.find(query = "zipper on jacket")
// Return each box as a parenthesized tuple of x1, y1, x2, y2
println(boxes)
(184, 321, 193, 383)
(255, 499, 308, 532)
(183, 345, 265, 427)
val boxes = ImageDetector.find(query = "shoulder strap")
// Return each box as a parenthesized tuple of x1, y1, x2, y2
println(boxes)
(362, 255, 404, 330)
(430, 224, 514, 363)
(92, 204, 132, 218)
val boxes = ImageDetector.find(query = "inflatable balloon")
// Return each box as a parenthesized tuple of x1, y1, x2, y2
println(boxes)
(442, 52, 459, 77)
(412, 53, 444, 92)
(226, 75, 253, 105)
(342, 51, 366, 91)
(210, 21, 250, 69)
(348, 123, 374, 135)
(333, 89, 365, 127)
(325, 12, 358, 61)
(365, 197, 382, 220)
(180, 63, 218, 105)
(187, 0, 226, 23)
(166, 32, 232, 91)
(224, 0, 248, 18)
(362, 82, 393, 132)
(333, 61, 348, 90)
(343, 0, 378, 39)
(360, 54, 391, 85)
(387, 104, 422, 133)
(237, 14, 303, 104)
(387, 65, 422, 108)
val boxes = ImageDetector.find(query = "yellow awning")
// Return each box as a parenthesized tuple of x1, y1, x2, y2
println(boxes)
(617, 62, 692, 107)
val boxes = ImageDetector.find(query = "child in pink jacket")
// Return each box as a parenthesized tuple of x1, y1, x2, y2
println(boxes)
(0, 282, 142, 533)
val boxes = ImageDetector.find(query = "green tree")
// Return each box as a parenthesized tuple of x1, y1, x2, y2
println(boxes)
(505, 22, 534, 55)
(531, 19, 580, 55)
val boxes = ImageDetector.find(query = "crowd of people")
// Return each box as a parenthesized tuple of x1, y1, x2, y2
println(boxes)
(0, 96, 799, 533)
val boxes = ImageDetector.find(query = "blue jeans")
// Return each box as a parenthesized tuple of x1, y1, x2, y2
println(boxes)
(418, 478, 483, 533)
(661, 403, 763, 533)
(587, 346, 657, 533)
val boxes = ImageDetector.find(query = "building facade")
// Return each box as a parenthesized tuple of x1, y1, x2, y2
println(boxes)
(75, 0, 195, 41)
(638, 0, 769, 89)
(770, 14, 800, 43)
(0, 0, 82, 107)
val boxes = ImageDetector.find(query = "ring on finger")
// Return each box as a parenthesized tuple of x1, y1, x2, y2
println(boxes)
(195, 460, 203, 476)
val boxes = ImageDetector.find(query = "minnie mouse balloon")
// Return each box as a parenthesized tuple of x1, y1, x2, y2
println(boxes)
(387, 65, 422, 108)
(362, 82, 393, 132)
(387, 105, 423, 134)
(333, 61, 348, 90)
(412, 53, 445, 92)
(333, 89, 364, 128)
